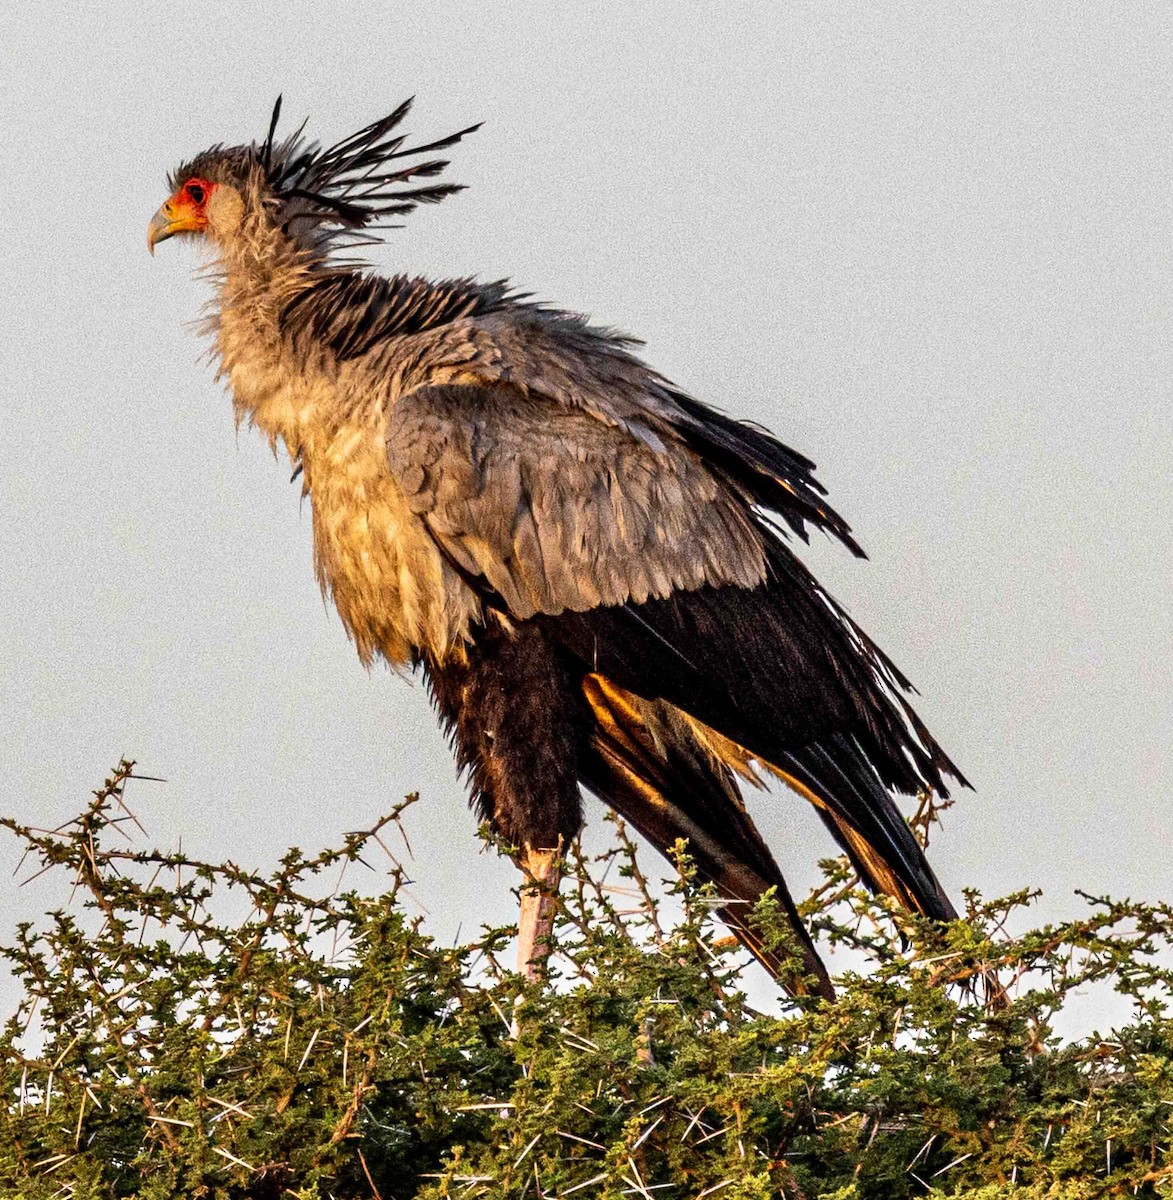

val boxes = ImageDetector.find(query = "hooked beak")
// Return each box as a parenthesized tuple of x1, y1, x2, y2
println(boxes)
(147, 200, 202, 255)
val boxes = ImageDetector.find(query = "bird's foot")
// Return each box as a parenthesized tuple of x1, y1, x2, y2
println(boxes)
(516, 842, 563, 981)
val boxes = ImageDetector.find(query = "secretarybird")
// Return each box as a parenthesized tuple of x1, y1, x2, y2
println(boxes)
(148, 97, 966, 999)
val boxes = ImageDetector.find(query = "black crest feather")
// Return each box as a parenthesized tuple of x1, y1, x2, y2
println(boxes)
(259, 97, 481, 239)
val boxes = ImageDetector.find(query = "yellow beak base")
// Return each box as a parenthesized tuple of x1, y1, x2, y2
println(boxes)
(147, 200, 204, 254)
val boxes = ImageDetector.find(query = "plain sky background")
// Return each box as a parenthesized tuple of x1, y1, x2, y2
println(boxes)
(2, 2, 1171, 1021)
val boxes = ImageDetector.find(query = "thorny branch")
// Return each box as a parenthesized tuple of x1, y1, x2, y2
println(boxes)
(0, 763, 1170, 1199)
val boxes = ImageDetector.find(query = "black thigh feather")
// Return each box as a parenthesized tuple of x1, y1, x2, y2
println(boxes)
(421, 621, 588, 850)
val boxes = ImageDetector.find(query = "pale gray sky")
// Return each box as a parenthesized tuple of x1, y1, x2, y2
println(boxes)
(2, 2, 1171, 1014)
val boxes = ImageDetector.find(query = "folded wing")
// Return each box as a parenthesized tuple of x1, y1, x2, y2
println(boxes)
(387, 381, 766, 618)
(388, 378, 963, 988)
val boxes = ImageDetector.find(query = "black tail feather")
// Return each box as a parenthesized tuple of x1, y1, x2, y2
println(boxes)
(774, 735, 957, 921)
(542, 531, 962, 940)
(580, 676, 835, 999)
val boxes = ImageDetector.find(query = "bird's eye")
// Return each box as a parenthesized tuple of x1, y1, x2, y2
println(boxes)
(186, 183, 206, 204)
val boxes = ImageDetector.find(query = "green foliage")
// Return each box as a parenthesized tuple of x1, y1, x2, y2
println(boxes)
(1, 762, 1171, 1199)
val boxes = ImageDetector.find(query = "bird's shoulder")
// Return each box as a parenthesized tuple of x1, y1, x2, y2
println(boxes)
(279, 270, 508, 361)
(280, 266, 678, 429)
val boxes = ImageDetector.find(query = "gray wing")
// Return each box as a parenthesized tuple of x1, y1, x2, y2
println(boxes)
(386, 381, 767, 620)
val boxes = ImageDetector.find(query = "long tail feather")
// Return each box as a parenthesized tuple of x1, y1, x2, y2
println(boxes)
(768, 735, 957, 920)
(580, 675, 835, 999)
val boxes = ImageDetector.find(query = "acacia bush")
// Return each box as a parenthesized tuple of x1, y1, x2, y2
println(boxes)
(1, 761, 1171, 1199)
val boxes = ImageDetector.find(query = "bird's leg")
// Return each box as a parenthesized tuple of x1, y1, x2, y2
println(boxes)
(517, 841, 563, 980)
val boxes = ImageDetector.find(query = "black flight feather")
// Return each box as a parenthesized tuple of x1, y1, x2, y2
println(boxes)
(536, 532, 966, 926)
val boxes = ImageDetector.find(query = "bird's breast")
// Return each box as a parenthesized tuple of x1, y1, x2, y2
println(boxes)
(214, 306, 479, 666)
(306, 425, 479, 668)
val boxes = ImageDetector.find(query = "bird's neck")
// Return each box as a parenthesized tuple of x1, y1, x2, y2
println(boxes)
(211, 226, 333, 461)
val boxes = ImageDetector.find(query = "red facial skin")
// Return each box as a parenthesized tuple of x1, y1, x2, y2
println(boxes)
(166, 177, 217, 230)
(148, 176, 222, 253)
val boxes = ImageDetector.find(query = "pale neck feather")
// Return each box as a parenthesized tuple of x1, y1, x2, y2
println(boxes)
(206, 211, 333, 459)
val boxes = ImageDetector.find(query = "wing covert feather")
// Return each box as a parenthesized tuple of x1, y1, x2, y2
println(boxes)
(386, 382, 766, 619)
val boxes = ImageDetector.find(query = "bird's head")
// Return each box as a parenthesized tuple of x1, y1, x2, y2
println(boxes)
(148, 96, 480, 262)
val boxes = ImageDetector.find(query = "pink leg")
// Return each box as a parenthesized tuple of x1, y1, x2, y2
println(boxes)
(516, 844, 563, 980)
